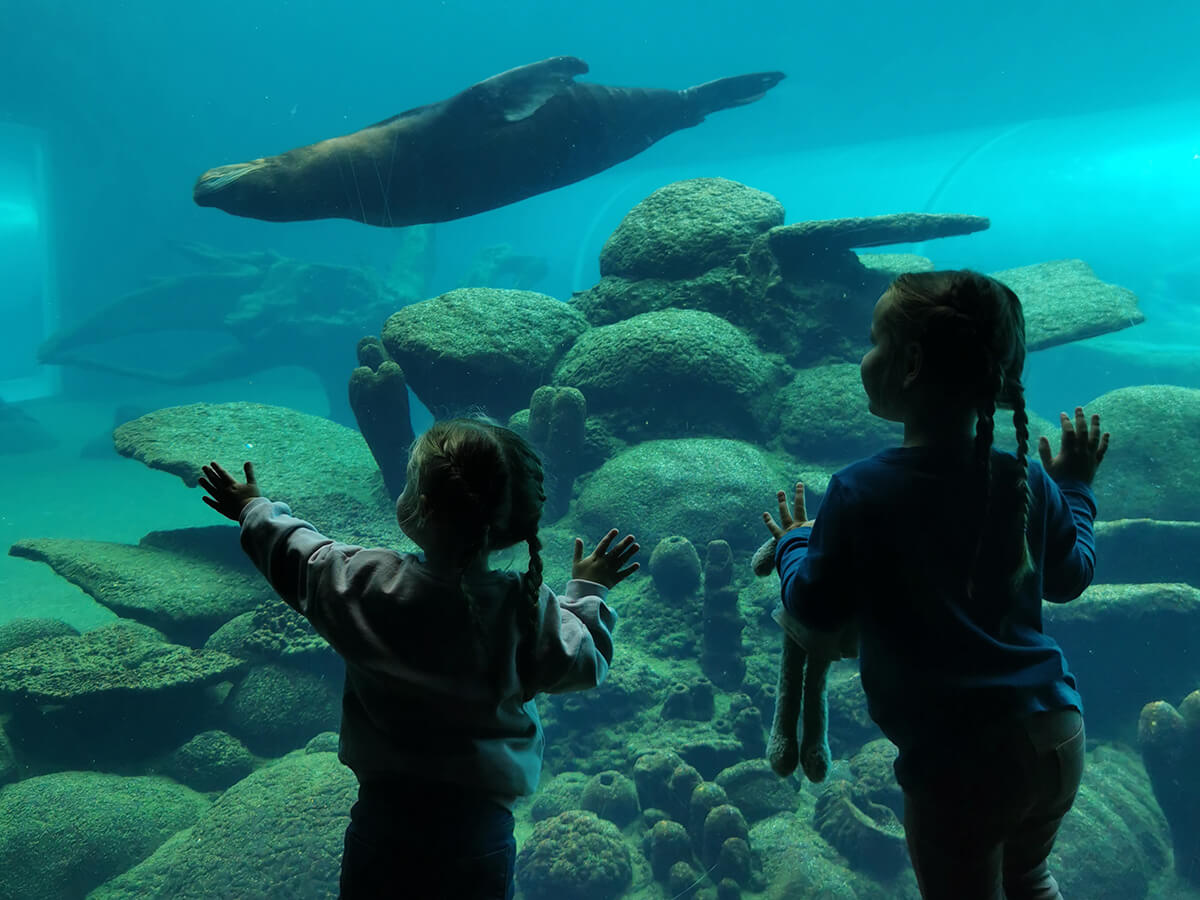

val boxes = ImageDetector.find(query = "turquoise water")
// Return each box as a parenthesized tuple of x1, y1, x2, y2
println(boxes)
(1, 2, 1200, 898)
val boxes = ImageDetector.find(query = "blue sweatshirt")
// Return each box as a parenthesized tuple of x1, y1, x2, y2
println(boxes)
(776, 446, 1096, 782)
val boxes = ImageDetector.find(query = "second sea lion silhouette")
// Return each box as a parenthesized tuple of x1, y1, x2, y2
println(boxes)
(193, 56, 785, 227)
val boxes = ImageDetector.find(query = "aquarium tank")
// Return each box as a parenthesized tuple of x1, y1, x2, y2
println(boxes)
(0, 1, 1198, 898)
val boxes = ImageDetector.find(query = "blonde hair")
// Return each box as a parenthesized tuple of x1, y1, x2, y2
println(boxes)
(395, 418, 546, 700)
(885, 270, 1033, 593)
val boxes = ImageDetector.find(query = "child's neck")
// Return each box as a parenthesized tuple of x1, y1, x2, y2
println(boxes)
(420, 544, 489, 578)
(901, 408, 976, 448)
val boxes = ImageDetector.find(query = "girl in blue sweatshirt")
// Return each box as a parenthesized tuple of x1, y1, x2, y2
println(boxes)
(200, 417, 638, 900)
(764, 270, 1109, 900)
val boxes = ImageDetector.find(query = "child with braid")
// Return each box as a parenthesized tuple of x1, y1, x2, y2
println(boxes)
(199, 418, 639, 900)
(762, 270, 1109, 900)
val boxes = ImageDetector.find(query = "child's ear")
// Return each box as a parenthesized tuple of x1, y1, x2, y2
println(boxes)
(902, 341, 923, 389)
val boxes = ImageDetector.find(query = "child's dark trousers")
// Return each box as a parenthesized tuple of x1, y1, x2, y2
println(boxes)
(339, 777, 516, 900)
(901, 708, 1085, 900)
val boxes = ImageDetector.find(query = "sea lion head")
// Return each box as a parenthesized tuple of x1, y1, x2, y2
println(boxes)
(193, 159, 281, 218)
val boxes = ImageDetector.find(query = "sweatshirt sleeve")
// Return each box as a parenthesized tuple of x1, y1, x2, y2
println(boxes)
(237, 496, 410, 660)
(775, 475, 858, 632)
(1041, 476, 1098, 603)
(530, 579, 618, 695)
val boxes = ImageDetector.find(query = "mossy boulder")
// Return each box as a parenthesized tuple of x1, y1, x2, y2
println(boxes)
(516, 809, 633, 900)
(0, 622, 243, 766)
(553, 308, 781, 440)
(1088, 386, 1200, 520)
(599, 178, 784, 281)
(770, 363, 901, 460)
(0, 772, 208, 900)
(0, 616, 78, 654)
(382, 288, 588, 420)
(88, 751, 355, 899)
(160, 730, 257, 793)
(223, 662, 342, 756)
(573, 438, 790, 553)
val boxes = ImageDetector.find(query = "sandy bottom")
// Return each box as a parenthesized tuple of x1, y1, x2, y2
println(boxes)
(0, 371, 329, 630)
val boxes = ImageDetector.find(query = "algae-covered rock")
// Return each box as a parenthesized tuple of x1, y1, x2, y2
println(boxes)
(8, 536, 273, 645)
(715, 759, 799, 823)
(205, 598, 340, 672)
(224, 662, 342, 756)
(0, 616, 79, 654)
(0, 622, 243, 705)
(87, 751, 355, 900)
(0, 771, 208, 900)
(600, 178, 784, 281)
(991, 259, 1143, 351)
(382, 287, 588, 419)
(1087, 386, 1200, 521)
(771, 364, 901, 460)
(516, 809, 633, 900)
(160, 730, 257, 793)
(1094, 519, 1200, 587)
(1051, 744, 1170, 900)
(1046, 582, 1200, 739)
(573, 438, 790, 554)
(113, 402, 395, 547)
(553, 308, 781, 441)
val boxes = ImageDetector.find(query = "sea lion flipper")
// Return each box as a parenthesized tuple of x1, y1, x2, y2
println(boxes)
(462, 56, 590, 123)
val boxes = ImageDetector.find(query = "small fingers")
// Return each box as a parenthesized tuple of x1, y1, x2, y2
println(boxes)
(244, 461, 257, 485)
(762, 512, 784, 539)
(793, 482, 806, 522)
(593, 528, 619, 556)
(1096, 431, 1111, 465)
(776, 490, 794, 528)
(1037, 435, 1052, 469)
(208, 461, 233, 483)
(573, 538, 584, 565)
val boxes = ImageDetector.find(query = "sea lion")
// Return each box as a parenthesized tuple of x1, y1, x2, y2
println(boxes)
(193, 56, 785, 227)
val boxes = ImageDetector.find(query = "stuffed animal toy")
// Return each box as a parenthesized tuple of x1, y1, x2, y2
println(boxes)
(752, 536, 858, 781)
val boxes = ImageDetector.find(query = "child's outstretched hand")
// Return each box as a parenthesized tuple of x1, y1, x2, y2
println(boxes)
(1038, 406, 1110, 485)
(763, 481, 816, 539)
(573, 529, 639, 588)
(199, 461, 263, 521)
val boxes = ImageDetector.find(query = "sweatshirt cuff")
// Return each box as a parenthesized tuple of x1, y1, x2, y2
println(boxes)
(774, 527, 812, 569)
(564, 579, 609, 602)
(238, 495, 276, 525)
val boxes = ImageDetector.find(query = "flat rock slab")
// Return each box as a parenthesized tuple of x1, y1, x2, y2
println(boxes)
(113, 401, 396, 547)
(765, 213, 990, 254)
(9, 536, 274, 644)
(1094, 519, 1200, 587)
(0, 623, 243, 704)
(1046, 583, 1200, 738)
(990, 259, 1143, 350)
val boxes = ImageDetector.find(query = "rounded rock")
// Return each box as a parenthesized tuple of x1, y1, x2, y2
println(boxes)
(600, 178, 784, 281)
(581, 769, 641, 827)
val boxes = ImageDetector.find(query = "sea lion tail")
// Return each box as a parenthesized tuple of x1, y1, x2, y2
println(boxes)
(685, 71, 786, 116)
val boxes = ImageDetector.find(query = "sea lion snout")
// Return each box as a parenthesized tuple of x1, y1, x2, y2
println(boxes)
(193, 161, 269, 207)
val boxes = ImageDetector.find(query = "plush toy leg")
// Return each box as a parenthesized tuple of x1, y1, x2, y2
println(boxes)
(768, 633, 807, 777)
(799, 654, 833, 782)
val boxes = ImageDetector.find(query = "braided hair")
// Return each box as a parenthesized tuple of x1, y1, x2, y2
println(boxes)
(396, 418, 546, 701)
(885, 270, 1033, 594)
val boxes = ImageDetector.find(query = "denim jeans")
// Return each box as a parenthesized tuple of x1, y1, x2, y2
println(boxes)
(901, 708, 1085, 900)
(339, 778, 516, 900)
